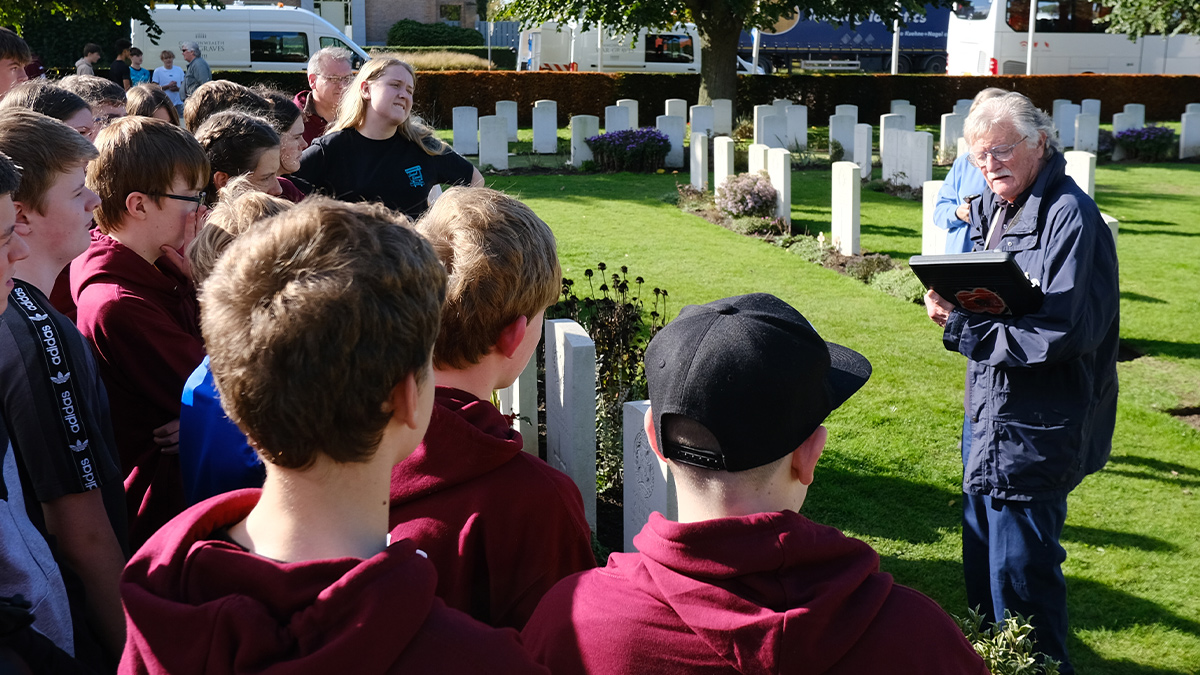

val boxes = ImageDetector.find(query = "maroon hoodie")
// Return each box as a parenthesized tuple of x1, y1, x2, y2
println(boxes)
(293, 89, 328, 145)
(522, 511, 990, 675)
(72, 230, 205, 550)
(120, 489, 549, 675)
(388, 387, 595, 629)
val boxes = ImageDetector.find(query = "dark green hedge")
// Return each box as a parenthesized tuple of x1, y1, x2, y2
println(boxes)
(386, 20, 485, 47)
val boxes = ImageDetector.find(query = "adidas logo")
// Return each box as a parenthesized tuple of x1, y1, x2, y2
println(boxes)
(30, 313, 48, 321)
(51, 372, 71, 385)
(69, 439, 89, 454)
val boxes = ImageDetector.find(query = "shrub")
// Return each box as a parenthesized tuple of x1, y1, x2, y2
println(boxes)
(716, 171, 778, 218)
(731, 117, 755, 142)
(829, 138, 845, 163)
(366, 45, 517, 70)
(731, 215, 787, 236)
(956, 608, 1061, 675)
(387, 19, 485, 47)
(1114, 124, 1176, 161)
(675, 182, 711, 212)
(1097, 128, 1115, 156)
(869, 267, 927, 303)
(845, 253, 896, 283)
(585, 127, 671, 172)
(390, 50, 492, 71)
(548, 264, 670, 496)
(786, 235, 832, 264)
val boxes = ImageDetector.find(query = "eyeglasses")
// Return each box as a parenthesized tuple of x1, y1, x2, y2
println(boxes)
(92, 113, 122, 129)
(154, 192, 207, 213)
(318, 74, 354, 86)
(969, 137, 1028, 167)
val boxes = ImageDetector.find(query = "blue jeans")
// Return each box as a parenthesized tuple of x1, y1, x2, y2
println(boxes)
(961, 417, 1073, 674)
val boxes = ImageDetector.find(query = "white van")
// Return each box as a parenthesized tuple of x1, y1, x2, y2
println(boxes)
(517, 22, 702, 74)
(131, 4, 369, 72)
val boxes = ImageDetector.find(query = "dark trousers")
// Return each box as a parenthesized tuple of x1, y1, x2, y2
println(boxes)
(961, 418, 1073, 674)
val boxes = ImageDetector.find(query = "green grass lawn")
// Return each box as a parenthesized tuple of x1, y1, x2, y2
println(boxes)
(475, 153, 1200, 673)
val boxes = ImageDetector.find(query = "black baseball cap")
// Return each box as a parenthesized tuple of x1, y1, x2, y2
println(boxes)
(646, 293, 872, 472)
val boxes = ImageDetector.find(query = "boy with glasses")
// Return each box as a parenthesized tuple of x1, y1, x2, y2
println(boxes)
(72, 116, 211, 551)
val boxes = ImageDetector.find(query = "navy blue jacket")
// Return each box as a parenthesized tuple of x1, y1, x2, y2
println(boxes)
(944, 150, 1119, 502)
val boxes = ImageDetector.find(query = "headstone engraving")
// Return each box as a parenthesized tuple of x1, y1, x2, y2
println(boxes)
(622, 400, 675, 552)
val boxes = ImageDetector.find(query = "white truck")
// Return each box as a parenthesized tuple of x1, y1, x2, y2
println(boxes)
(131, 4, 369, 72)
(516, 22, 702, 73)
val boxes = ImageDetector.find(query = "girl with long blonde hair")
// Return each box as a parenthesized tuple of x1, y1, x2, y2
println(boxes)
(293, 56, 483, 218)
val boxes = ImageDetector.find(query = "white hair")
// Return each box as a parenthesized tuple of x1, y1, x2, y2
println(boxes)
(964, 92, 1061, 157)
(307, 46, 353, 75)
(180, 41, 201, 56)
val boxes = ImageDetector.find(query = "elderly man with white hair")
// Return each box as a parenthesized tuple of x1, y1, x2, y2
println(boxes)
(294, 46, 354, 144)
(924, 91, 1118, 675)
(180, 41, 211, 100)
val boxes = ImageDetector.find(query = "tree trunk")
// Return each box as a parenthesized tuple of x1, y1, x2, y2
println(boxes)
(696, 15, 744, 114)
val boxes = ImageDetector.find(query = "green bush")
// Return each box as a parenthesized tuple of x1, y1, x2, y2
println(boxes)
(387, 19, 485, 47)
(956, 608, 1061, 675)
(869, 268, 926, 303)
(786, 235, 832, 264)
(731, 215, 787, 236)
(845, 253, 895, 283)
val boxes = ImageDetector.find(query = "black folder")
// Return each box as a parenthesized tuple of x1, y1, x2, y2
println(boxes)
(909, 251, 1044, 316)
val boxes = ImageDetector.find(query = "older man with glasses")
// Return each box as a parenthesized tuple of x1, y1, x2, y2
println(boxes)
(294, 46, 354, 144)
(923, 92, 1118, 675)
(180, 42, 211, 101)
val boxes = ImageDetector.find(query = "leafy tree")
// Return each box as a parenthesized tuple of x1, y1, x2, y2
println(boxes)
(1100, 0, 1200, 39)
(2, 2, 216, 69)
(498, 0, 940, 109)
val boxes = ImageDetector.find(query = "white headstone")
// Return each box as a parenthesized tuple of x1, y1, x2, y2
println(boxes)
(748, 143, 769, 175)
(532, 100, 558, 154)
(892, 102, 917, 131)
(828, 114, 855, 159)
(1052, 99, 1071, 127)
(940, 112, 965, 161)
(690, 105, 715, 139)
(785, 105, 808, 150)
(1074, 112, 1099, 154)
(922, 180, 947, 255)
(890, 99, 911, 113)
(496, 356, 537, 454)
(478, 115, 508, 170)
(1181, 112, 1200, 160)
(665, 98, 688, 121)
(544, 319, 597, 530)
(622, 400, 675, 552)
(1081, 98, 1101, 118)
(570, 114, 600, 167)
(958, 137, 969, 159)
(1056, 103, 1081, 147)
(713, 136, 735, 192)
(954, 99, 973, 117)
(773, 98, 792, 114)
(1187, 103, 1200, 115)
(760, 114, 787, 149)
(691, 132, 708, 191)
(657, 115, 686, 168)
(1101, 213, 1118, 244)
(831, 161, 861, 256)
(605, 104, 631, 133)
(853, 123, 872, 180)
(1123, 103, 1145, 128)
(879, 113, 905, 158)
(712, 99, 733, 135)
(452, 106, 478, 155)
(835, 104, 858, 121)
(767, 147, 792, 226)
(1064, 150, 1096, 199)
(753, 104, 778, 145)
(496, 100, 518, 142)
(885, 129, 933, 189)
(617, 98, 639, 128)
(1111, 111, 1134, 161)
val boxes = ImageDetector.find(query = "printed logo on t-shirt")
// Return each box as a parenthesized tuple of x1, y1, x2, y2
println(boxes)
(404, 165, 425, 188)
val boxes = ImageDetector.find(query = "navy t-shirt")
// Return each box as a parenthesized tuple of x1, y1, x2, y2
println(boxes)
(109, 59, 130, 86)
(293, 128, 475, 219)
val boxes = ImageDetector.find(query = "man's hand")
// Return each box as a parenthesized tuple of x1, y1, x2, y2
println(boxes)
(153, 419, 181, 455)
(956, 202, 971, 222)
(925, 289, 954, 328)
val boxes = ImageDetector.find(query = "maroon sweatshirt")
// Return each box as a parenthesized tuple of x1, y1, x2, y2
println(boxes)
(388, 387, 595, 630)
(120, 489, 549, 675)
(522, 511, 990, 675)
(72, 230, 205, 550)
(293, 89, 328, 145)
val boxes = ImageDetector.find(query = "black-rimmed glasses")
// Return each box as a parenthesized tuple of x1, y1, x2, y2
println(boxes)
(154, 192, 207, 213)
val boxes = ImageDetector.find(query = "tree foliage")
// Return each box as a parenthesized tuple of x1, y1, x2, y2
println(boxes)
(1101, 0, 1200, 39)
(498, 0, 943, 107)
